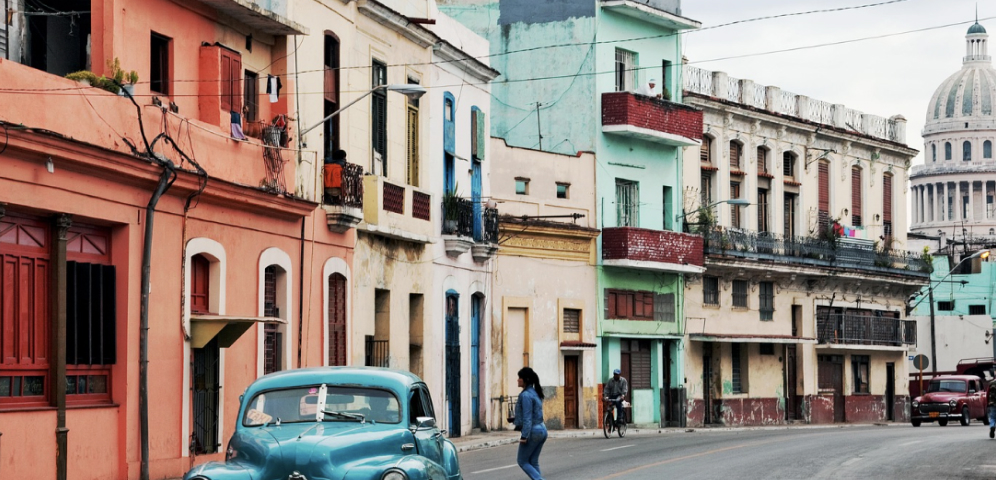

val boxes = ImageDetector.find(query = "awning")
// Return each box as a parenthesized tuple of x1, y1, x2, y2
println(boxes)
(689, 333, 817, 344)
(190, 314, 286, 348)
(560, 341, 598, 351)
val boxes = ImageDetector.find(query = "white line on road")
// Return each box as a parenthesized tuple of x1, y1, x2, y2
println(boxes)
(842, 457, 861, 466)
(898, 440, 922, 447)
(601, 445, 635, 452)
(469, 464, 518, 475)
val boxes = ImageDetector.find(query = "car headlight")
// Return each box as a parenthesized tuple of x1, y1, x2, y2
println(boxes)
(225, 444, 237, 461)
(382, 469, 407, 480)
(912, 400, 919, 408)
(950, 400, 958, 407)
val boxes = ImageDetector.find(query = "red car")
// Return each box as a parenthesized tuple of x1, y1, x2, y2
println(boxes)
(911, 375, 988, 427)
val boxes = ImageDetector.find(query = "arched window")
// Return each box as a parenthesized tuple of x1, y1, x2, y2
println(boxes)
(783, 151, 796, 179)
(985, 140, 993, 159)
(932, 144, 936, 162)
(327, 273, 347, 366)
(963, 141, 972, 161)
(263, 264, 288, 375)
(945, 142, 952, 160)
(191, 255, 212, 314)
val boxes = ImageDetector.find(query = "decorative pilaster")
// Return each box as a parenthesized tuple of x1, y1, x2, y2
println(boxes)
(51, 213, 71, 480)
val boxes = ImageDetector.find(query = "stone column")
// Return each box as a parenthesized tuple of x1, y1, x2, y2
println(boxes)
(969, 180, 976, 222)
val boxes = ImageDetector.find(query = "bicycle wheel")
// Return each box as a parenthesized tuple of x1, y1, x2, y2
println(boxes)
(603, 411, 612, 438)
(617, 420, 627, 438)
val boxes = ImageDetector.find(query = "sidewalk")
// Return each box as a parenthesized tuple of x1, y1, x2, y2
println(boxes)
(450, 422, 897, 453)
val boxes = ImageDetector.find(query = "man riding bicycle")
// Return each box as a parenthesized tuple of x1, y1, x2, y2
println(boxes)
(604, 369, 628, 426)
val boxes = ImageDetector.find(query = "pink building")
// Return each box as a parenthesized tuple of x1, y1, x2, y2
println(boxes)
(0, 1, 356, 478)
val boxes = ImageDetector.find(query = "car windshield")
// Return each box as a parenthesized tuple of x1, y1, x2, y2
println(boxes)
(927, 380, 967, 393)
(243, 385, 401, 426)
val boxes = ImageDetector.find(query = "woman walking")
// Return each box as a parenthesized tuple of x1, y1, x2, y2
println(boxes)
(514, 367, 547, 480)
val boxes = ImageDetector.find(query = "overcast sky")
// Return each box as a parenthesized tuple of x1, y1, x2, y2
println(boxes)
(680, 0, 991, 169)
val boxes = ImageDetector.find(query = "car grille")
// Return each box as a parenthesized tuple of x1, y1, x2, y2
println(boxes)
(918, 403, 951, 414)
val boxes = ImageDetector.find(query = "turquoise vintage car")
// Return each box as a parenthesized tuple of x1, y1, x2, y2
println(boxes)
(184, 367, 462, 480)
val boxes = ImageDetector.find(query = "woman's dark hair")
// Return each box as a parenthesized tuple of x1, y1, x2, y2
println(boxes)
(517, 367, 545, 400)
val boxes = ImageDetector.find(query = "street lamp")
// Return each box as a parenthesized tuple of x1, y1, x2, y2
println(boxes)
(908, 249, 991, 375)
(678, 198, 750, 233)
(300, 83, 427, 137)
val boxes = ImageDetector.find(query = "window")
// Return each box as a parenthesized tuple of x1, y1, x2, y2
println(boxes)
(371, 60, 388, 174)
(471, 107, 485, 161)
(818, 161, 830, 229)
(622, 340, 651, 389)
(700, 172, 713, 206)
(191, 255, 212, 314)
(757, 189, 769, 232)
(616, 179, 639, 227)
(150, 33, 171, 95)
(557, 183, 570, 199)
(703, 276, 719, 305)
(263, 266, 283, 375)
(852, 355, 870, 394)
(654, 293, 675, 322)
(605, 289, 655, 321)
(324, 33, 341, 157)
(732, 280, 748, 308)
(66, 262, 116, 402)
(730, 182, 742, 228)
(757, 147, 769, 175)
(784, 193, 797, 238)
(701, 136, 712, 163)
(730, 141, 742, 169)
(731, 343, 747, 394)
(244, 70, 259, 123)
(964, 141, 972, 161)
(759, 343, 775, 355)
(614, 49, 637, 92)
(759, 281, 774, 321)
(969, 305, 987, 315)
(851, 167, 862, 227)
(328, 273, 347, 366)
(515, 178, 529, 195)
(444, 98, 453, 121)
(986, 140, 993, 159)
(883, 174, 893, 236)
(931, 144, 936, 162)
(407, 78, 420, 187)
(563, 308, 581, 333)
(783, 152, 796, 178)
(937, 301, 955, 311)
(220, 47, 242, 113)
(661, 59, 672, 98)
(945, 142, 952, 160)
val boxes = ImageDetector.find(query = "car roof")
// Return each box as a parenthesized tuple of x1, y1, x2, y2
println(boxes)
(932, 375, 979, 381)
(244, 366, 424, 398)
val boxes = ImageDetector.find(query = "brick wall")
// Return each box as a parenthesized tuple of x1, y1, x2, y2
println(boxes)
(601, 92, 703, 141)
(602, 227, 704, 267)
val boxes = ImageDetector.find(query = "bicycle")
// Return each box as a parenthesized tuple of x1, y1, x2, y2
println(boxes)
(602, 397, 628, 438)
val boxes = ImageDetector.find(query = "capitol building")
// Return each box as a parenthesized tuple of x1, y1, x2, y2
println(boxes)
(910, 21, 996, 242)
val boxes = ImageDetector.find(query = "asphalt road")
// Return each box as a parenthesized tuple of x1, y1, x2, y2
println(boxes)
(458, 424, 996, 479)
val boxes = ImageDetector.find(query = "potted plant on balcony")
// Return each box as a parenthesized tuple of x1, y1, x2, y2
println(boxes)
(442, 184, 460, 234)
(66, 70, 98, 87)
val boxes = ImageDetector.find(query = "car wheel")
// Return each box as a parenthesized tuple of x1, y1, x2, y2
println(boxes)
(939, 420, 948, 426)
(961, 407, 971, 426)
(911, 419, 921, 427)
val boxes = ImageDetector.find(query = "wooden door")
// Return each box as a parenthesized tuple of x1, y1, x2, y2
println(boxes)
(785, 345, 798, 420)
(703, 353, 713, 424)
(564, 356, 578, 428)
(886, 363, 895, 421)
(818, 355, 844, 422)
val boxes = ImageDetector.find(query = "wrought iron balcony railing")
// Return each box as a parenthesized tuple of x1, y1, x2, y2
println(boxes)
(443, 198, 499, 243)
(322, 162, 364, 208)
(702, 229, 930, 274)
(817, 314, 917, 346)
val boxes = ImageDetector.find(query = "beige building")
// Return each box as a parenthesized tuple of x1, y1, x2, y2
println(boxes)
(681, 66, 928, 426)
(488, 139, 601, 430)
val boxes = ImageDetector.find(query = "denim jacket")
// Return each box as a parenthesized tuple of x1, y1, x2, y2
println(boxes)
(514, 386, 545, 439)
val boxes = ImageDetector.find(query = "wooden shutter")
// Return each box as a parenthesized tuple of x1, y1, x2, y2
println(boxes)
(472, 109, 486, 160)
(851, 167, 862, 226)
(191, 255, 211, 314)
(700, 138, 710, 163)
(818, 162, 830, 221)
(0, 215, 50, 368)
(730, 142, 741, 169)
(757, 147, 767, 174)
(244, 70, 258, 122)
(563, 309, 580, 333)
(328, 273, 347, 366)
(220, 48, 242, 112)
(324, 67, 337, 103)
(883, 174, 893, 222)
(407, 106, 419, 186)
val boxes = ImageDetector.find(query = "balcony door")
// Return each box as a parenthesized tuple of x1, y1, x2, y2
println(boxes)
(616, 179, 639, 227)
(472, 160, 482, 241)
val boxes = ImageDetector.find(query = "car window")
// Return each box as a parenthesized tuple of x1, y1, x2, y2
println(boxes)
(244, 386, 400, 426)
(409, 387, 430, 425)
(927, 380, 967, 393)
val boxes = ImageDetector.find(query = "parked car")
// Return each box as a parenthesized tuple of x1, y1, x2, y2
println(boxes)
(910, 375, 988, 427)
(184, 367, 462, 480)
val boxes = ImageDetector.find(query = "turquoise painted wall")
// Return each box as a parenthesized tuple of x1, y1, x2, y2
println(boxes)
(912, 255, 996, 318)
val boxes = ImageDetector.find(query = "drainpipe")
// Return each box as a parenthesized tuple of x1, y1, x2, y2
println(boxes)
(52, 214, 71, 480)
(298, 217, 305, 368)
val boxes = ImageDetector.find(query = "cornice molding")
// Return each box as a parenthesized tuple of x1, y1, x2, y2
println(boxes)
(357, 0, 437, 48)
(432, 40, 501, 82)
(498, 223, 599, 262)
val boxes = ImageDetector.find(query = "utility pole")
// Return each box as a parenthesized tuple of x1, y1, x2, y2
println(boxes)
(928, 286, 937, 376)
(535, 102, 543, 151)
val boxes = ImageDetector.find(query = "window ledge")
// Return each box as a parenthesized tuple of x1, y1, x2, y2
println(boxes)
(67, 402, 120, 410)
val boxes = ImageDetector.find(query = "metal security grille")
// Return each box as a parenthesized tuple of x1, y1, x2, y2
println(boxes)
(563, 309, 581, 333)
(412, 191, 431, 221)
(614, 49, 637, 92)
(623, 340, 651, 389)
(731, 343, 745, 393)
(759, 281, 774, 321)
(616, 180, 639, 227)
(383, 182, 405, 214)
(328, 273, 347, 366)
(263, 266, 281, 375)
(192, 338, 220, 455)
(732, 280, 748, 308)
(703, 276, 719, 305)
(970, 305, 987, 315)
(654, 293, 675, 322)
(365, 336, 389, 367)
(67, 262, 116, 365)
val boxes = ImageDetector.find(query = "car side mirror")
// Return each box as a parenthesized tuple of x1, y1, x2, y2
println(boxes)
(415, 416, 436, 430)
(970, 389, 977, 394)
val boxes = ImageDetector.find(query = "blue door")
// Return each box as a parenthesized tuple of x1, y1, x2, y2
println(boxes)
(445, 293, 461, 437)
(470, 295, 481, 429)
(472, 160, 482, 241)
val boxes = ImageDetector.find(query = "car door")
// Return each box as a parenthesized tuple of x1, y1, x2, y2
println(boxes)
(972, 380, 985, 417)
(410, 385, 444, 467)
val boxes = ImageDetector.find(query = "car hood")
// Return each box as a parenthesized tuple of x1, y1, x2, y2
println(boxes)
(917, 392, 964, 403)
(228, 421, 413, 479)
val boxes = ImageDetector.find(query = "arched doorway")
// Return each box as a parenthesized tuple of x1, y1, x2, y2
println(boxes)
(445, 291, 461, 437)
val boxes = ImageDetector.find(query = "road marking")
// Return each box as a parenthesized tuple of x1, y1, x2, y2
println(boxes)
(469, 464, 518, 475)
(842, 457, 861, 466)
(898, 440, 922, 447)
(601, 445, 635, 452)
(596, 438, 785, 479)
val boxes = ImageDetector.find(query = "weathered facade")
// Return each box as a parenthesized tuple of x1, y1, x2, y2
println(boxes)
(681, 65, 928, 426)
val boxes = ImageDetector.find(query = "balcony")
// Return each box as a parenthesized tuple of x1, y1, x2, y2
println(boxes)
(817, 314, 917, 347)
(601, 92, 703, 146)
(599, 0, 701, 30)
(191, 0, 307, 35)
(601, 227, 704, 273)
(442, 198, 500, 260)
(321, 162, 364, 233)
(360, 176, 433, 243)
(703, 229, 931, 276)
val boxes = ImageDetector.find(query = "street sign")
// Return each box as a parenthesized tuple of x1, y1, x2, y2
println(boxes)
(908, 355, 915, 361)
(913, 354, 929, 370)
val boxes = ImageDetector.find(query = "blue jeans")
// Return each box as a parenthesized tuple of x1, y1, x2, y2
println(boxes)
(517, 424, 548, 480)
(610, 399, 625, 424)
(988, 405, 996, 427)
